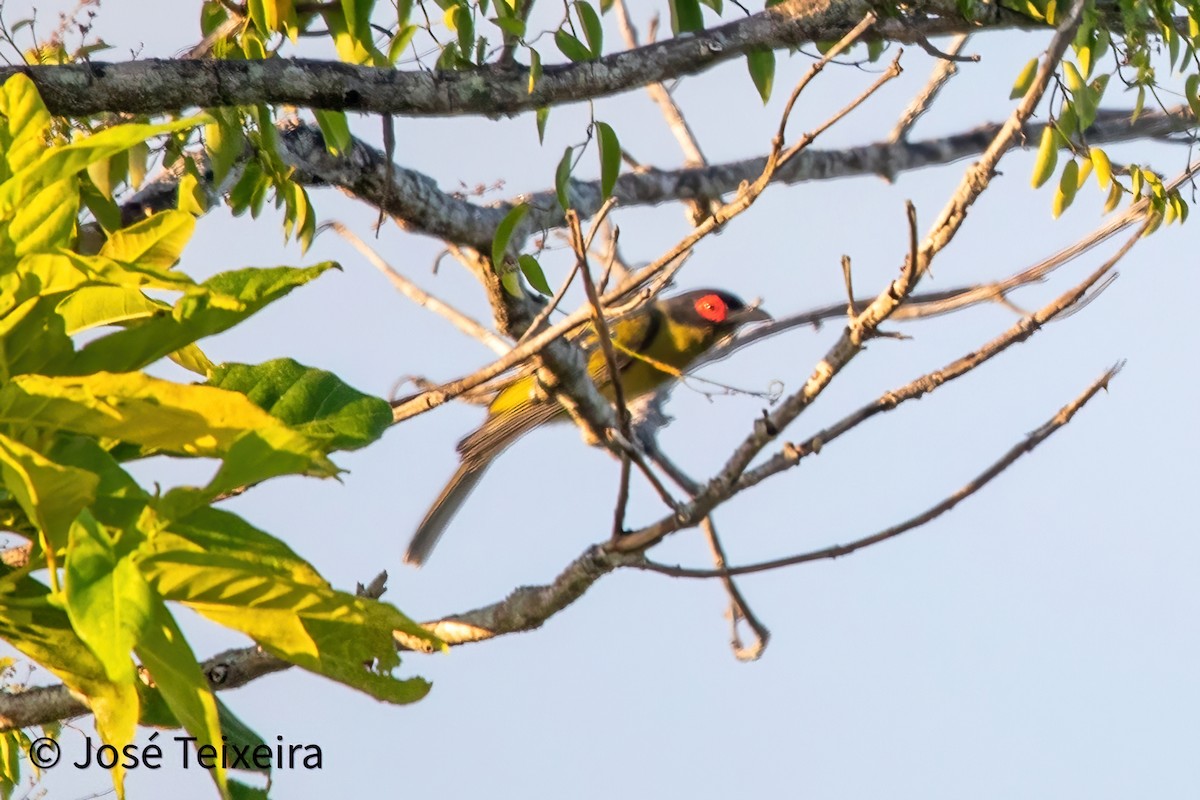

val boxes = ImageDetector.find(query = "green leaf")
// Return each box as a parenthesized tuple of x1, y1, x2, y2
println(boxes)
(528, 48, 542, 94)
(79, 175, 123, 234)
(0, 432, 97, 552)
(1010, 57, 1038, 99)
(99, 210, 195, 269)
(536, 105, 550, 143)
(0, 373, 333, 471)
(1053, 158, 1079, 217)
(1031, 125, 1058, 188)
(205, 108, 244, 187)
(1186, 75, 1200, 121)
(746, 49, 775, 104)
(206, 359, 392, 451)
(64, 511, 150, 683)
(491, 203, 530, 272)
(0, 295, 75, 379)
(0, 116, 209, 214)
(387, 24, 418, 64)
(151, 505, 325, 585)
(10, 177, 78, 256)
(555, 28, 593, 62)
(141, 551, 437, 703)
(595, 121, 620, 200)
(670, 0, 704, 33)
(555, 146, 574, 211)
(0, 74, 51, 175)
(574, 1, 603, 57)
(493, 15, 526, 37)
(451, 5, 475, 64)
(518, 254, 552, 295)
(135, 594, 227, 797)
(68, 263, 336, 375)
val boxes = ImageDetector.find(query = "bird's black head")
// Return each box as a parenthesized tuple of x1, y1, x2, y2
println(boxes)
(663, 289, 771, 331)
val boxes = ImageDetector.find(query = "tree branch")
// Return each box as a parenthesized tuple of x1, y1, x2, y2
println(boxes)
(641, 363, 1124, 579)
(7, 0, 1046, 118)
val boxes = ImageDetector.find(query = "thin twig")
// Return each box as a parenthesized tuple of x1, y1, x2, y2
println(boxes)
(910, 29, 978, 64)
(609, 0, 1086, 555)
(566, 209, 636, 537)
(642, 364, 1124, 579)
(390, 19, 893, 426)
(614, 0, 714, 223)
(736, 209, 1154, 493)
(702, 516, 770, 660)
(517, 196, 620, 345)
(890, 33, 971, 142)
(332, 222, 511, 356)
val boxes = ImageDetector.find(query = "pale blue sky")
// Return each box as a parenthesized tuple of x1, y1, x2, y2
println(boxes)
(5, 1, 1198, 797)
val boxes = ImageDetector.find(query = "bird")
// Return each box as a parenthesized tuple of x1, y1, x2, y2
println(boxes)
(404, 288, 771, 566)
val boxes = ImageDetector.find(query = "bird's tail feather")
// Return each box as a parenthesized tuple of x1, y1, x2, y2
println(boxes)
(404, 460, 490, 566)
(405, 402, 561, 566)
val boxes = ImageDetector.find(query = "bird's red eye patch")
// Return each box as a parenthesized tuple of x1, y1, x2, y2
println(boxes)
(694, 293, 728, 323)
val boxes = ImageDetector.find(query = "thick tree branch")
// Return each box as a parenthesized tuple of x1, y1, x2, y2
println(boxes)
(7, 0, 1044, 118)
(275, 105, 1192, 252)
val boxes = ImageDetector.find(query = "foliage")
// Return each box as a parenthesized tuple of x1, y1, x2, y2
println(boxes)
(1, 0, 1199, 796)
(0, 74, 435, 800)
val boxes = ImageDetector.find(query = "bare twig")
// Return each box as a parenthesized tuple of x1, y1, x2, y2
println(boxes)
(614, 0, 715, 224)
(640, 363, 1124, 579)
(890, 33, 971, 142)
(390, 19, 895, 428)
(332, 222, 511, 356)
(702, 516, 770, 661)
(609, 0, 1086, 555)
(737, 205, 1159, 493)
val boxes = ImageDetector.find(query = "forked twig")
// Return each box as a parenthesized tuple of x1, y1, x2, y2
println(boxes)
(642, 363, 1124, 579)
(332, 222, 511, 356)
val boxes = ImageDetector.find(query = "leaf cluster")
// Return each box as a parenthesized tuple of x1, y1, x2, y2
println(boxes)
(0, 75, 435, 800)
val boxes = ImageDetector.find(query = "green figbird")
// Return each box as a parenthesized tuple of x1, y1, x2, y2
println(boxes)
(405, 288, 770, 566)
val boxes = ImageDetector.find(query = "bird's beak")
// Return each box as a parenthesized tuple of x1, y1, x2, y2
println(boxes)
(729, 305, 772, 325)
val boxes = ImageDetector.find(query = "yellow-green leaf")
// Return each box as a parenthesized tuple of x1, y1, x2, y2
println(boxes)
(1031, 126, 1058, 188)
(141, 551, 437, 703)
(1186, 75, 1200, 121)
(0, 432, 97, 552)
(10, 178, 79, 256)
(1010, 57, 1039, 99)
(64, 512, 150, 683)
(135, 595, 226, 797)
(1053, 159, 1079, 217)
(1090, 146, 1112, 189)
(99, 210, 195, 269)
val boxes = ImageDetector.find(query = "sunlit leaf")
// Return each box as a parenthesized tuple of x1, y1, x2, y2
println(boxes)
(1030, 126, 1058, 188)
